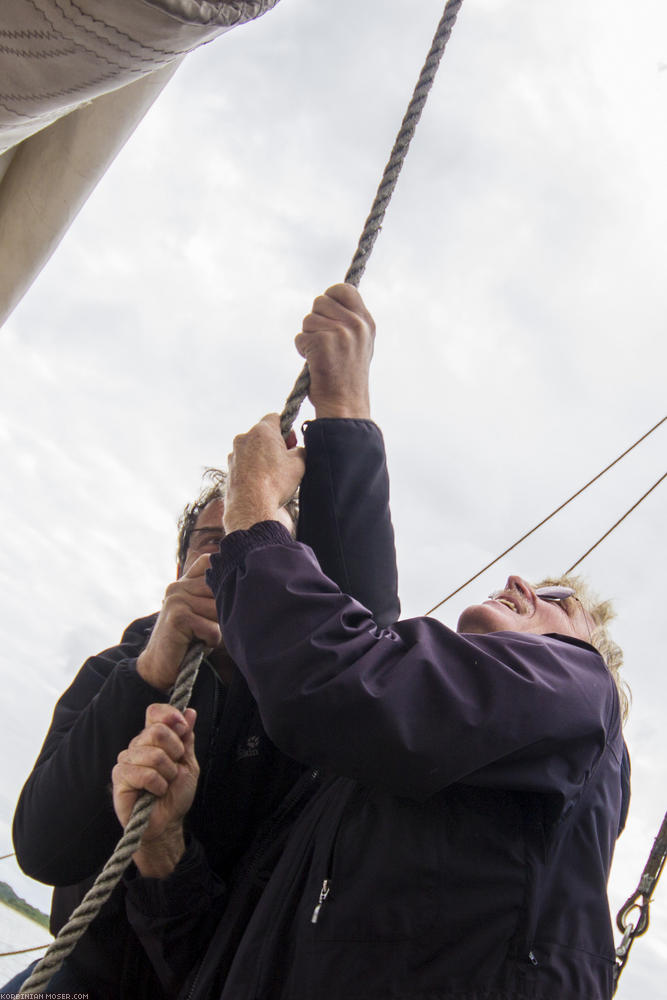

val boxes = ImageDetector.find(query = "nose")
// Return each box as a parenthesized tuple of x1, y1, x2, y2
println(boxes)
(506, 575, 532, 598)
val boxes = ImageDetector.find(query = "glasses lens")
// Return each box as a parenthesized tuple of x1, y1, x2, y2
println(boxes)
(535, 585, 575, 602)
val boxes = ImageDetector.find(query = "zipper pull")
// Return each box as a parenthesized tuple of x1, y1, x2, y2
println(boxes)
(311, 879, 331, 924)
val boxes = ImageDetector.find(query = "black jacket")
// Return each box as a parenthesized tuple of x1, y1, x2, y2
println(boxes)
(125, 521, 628, 1000)
(12, 419, 399, 998)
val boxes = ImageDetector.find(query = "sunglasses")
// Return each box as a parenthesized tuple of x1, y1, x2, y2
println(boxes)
(534, 586, 575, 602)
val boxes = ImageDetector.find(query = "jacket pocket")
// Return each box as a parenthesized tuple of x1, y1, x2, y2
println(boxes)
(305, 785, 441, 943)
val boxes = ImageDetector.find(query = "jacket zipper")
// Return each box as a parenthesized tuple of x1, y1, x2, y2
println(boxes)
(308, 783, 368, 927)
(311, 878, 331, 924)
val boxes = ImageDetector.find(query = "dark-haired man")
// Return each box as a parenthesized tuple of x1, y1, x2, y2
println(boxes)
(11, 283, 397, 997)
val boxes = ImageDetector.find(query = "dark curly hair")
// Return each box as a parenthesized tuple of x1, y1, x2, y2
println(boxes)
(176, 468, 298, 568)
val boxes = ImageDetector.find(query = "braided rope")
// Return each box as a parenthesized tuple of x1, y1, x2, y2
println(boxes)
(280, 0, 465, 437)
(17, 3, 467, 992)
(18, 642, 205, 997)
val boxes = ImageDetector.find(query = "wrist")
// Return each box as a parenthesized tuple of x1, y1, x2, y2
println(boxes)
(313, 400, 371, 420)
(134, 825, 186, 879)
(223, 497, 279, 534)
(136, 649, 174, 693)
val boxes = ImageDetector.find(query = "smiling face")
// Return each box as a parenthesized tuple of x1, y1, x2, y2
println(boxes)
(457, 574, 595, 644)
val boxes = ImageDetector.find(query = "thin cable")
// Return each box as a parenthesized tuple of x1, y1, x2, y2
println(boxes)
(424, 415, 666, 614)
(0, 852, 15, 860)
(280, 0, 465, 436)
(564, 472, 666, 574)
(0, 944, 49, 958)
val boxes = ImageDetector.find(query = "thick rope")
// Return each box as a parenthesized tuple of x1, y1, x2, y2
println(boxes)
(280, 0, 465, 437)
(19, 6, 468, 991)
(18, 642, 204, 997)
(424, 415, 666, 614)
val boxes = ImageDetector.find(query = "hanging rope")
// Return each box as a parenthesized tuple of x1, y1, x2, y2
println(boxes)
(279, 0, 465, 437)
(17, 642, 204, 997)
(613, 811, 667, 993)
(424, 415, 666, 614)
(16, 4, 467, 995)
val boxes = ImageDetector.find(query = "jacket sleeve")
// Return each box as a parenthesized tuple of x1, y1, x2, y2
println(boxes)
(297, 419, 400, 627)
(125, 837, 226, 998)
(12, 615, 167, 885)
(208, 524, 619, 804)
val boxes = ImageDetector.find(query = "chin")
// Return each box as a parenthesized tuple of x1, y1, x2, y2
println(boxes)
(457, 604, 504, 635)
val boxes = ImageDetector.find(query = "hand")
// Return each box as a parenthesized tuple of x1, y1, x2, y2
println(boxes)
(295, 283, 375, 419)
(112, 704, 199, 877)
(137, 554, 222, 692)
(223, 414, 305, 533)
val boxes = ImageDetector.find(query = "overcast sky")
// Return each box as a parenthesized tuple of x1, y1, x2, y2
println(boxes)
(1, 0, 665, 993)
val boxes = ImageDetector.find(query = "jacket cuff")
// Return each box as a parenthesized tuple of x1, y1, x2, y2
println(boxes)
(125, 836, 222, 918)
(302, 417, 383, 441)
(208, 520, 296, 591)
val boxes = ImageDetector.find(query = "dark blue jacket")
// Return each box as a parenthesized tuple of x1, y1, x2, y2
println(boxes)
(133, 520, 626, 999)
(13, 419, 399, 999)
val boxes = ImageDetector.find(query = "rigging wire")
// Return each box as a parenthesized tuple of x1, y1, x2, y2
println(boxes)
(0, 944, 49, 959)
(424, 415, 666, 614)
(564, 472, 666, 574)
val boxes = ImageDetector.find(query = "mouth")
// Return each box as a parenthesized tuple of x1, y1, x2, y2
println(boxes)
(486, 592, 524, 614)
(494, 597, 518, 612)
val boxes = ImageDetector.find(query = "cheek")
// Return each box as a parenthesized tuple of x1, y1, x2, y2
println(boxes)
(457, 604, 512, 634)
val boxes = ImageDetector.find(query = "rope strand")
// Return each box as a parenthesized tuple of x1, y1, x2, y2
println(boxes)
(280, 0, 465, 437)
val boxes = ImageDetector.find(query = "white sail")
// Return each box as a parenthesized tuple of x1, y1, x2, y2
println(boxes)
(0, 0, 280, 325)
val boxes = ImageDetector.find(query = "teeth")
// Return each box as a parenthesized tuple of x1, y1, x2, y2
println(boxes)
(496, 598, 517, 612)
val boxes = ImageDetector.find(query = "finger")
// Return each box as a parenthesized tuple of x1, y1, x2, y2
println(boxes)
(126, 727, 186, 767)
(324, 283, 370, 316)
(304, 293, 350, 324)
(258, 413, 282, 434)
(113, 759, 171, 799)
(144, 704, 189, 735)
(180, 553, 217, 580)
(120, 740, 183, 777)
(164, 586, 217, 614)
(180, 709, 199, 772)
(284, 429, 297, 450)
(285, 447, 306, 487)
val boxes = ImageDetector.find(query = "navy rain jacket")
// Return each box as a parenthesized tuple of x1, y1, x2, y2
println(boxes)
(126, 518, 627, 1000)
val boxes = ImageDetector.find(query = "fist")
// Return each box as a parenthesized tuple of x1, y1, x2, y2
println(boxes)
(295, 283, 375, 419)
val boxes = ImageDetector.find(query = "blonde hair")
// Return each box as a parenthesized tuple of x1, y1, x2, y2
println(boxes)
(533, 573, 630, 724)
